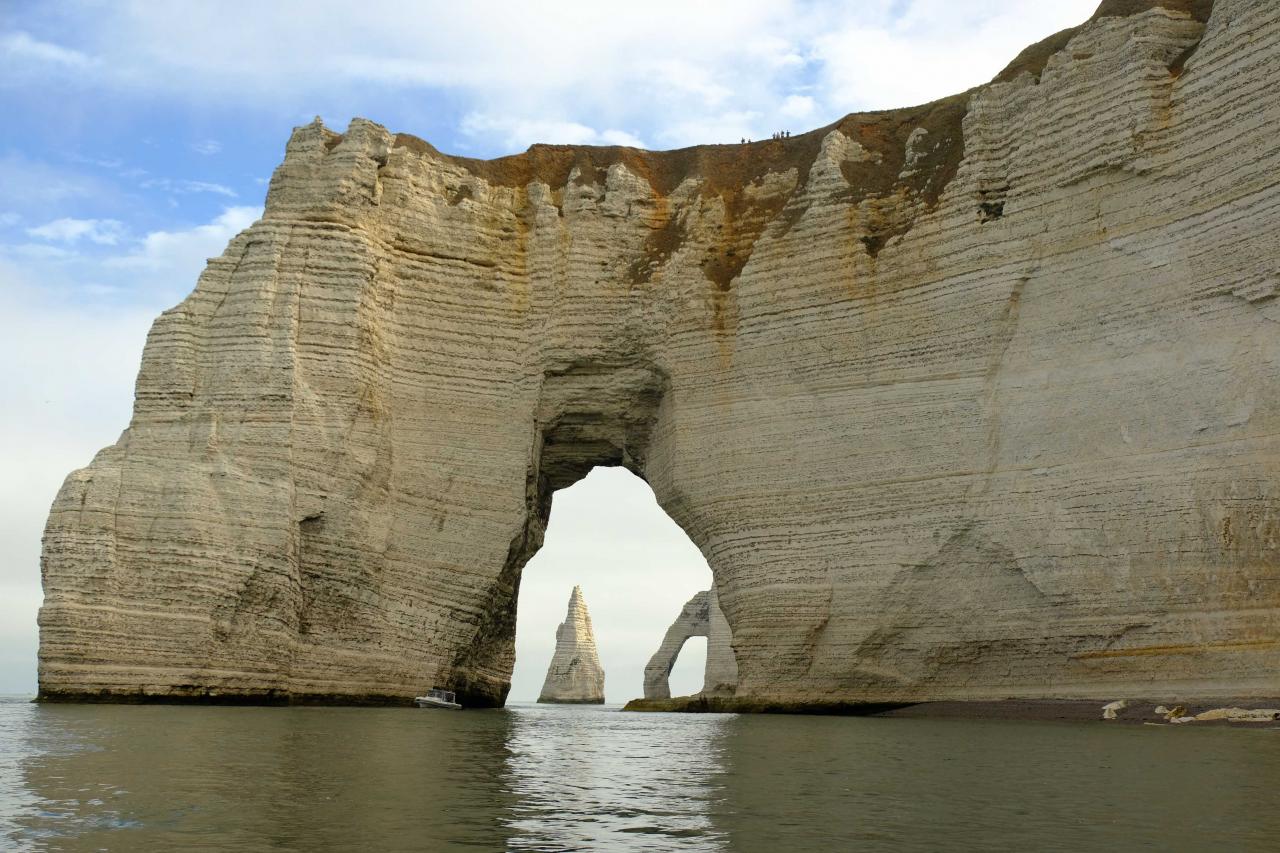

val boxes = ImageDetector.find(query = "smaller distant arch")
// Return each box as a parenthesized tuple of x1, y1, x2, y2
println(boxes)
(643, 589, 738, 700)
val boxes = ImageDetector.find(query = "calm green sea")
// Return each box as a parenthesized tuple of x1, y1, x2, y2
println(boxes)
(1, 695, 1277, 851)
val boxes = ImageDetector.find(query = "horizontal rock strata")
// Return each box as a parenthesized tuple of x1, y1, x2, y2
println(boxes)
(39, 0, 1280, 708)
(537, 586, 605, 704)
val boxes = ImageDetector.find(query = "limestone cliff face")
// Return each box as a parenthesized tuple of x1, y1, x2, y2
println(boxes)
(39, 0, 1280, 707)
(538, 586, 605, 704)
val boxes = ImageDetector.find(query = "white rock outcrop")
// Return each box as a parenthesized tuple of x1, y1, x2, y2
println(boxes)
(37, 0, 1280, 708)
(538, 587, 605, 704)
(1160, 703, 1280, 723)
(1101, 700, 1129, 720)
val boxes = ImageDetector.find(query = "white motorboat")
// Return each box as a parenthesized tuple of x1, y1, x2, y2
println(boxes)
(415, 688, 461, 709)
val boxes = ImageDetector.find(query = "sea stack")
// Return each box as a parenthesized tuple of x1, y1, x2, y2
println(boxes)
(538, 587, 605, 704)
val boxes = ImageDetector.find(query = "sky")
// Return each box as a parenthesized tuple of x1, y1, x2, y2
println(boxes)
(0, 0, 1101, 699)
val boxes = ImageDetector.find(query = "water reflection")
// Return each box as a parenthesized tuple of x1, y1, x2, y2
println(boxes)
(501, 704, 729, 851)
(3, 697, 1280, 852)
(712, 714, 1280, 853)
(7, 701, 520, 851)
(3, 700, 733, 852)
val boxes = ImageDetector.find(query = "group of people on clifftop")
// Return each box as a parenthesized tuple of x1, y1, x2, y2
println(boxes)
(739, 130, 791, 144)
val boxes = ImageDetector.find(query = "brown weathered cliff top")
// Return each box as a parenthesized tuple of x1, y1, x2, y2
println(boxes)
(394, 94, 966, 207)
(997, 0, 1213, 82)
(385, 0, 1212, 203)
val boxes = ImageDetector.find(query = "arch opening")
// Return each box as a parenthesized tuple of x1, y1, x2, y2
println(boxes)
(442, 359, 745, 708)
(507, 466, 719, 705)
(667, 636, 708, 697)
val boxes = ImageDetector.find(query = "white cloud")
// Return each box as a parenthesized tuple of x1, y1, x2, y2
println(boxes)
(66, 152, 125, 170)
(19, 1, 1103, 153)
(0, 30, 93, 68)
(780, 94, 816, 119)
(0, 152, 115, 212)
(598, 129, 647, 149)
(655, 111, 763, 149)
(191, 139, 222, 156)
(0, 212, 23, 227)
(810, 2, 1099, 111)
(81, 283, 126, 297)
(27, 216, 126, 245)
(105, 205, 260, 281)
(1, 205, 261, 309)
(7, 242, 76, 260)
(461, 114, 645, 152)
(643, 58, 734, 107)
(182, 180, 236, 196)
(140, 178, 237, 197)
(19, 1, 810, 149)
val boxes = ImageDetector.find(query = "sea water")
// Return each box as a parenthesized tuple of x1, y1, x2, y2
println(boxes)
(1, 695, 1277, 851)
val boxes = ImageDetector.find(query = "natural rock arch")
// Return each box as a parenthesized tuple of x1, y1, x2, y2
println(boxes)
(37, 0, 1280, 708)
(643, 590, 739, 700)
(446, 361, 684, 705)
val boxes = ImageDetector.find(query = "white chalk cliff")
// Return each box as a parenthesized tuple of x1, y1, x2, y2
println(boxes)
(538, 587, 605, 704)
(38, 0, 1280, 708)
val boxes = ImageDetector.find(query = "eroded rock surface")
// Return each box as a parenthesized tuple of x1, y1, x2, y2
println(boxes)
(643, 590, 739, 699)
(537, 586, 605, 704)
(39, 0, 1280, 707)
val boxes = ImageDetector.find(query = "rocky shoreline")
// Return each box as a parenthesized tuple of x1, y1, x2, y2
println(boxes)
(37, 689, 1280, 727)
(623, 696, 1280, 726)
(35, 689, 420, 706)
